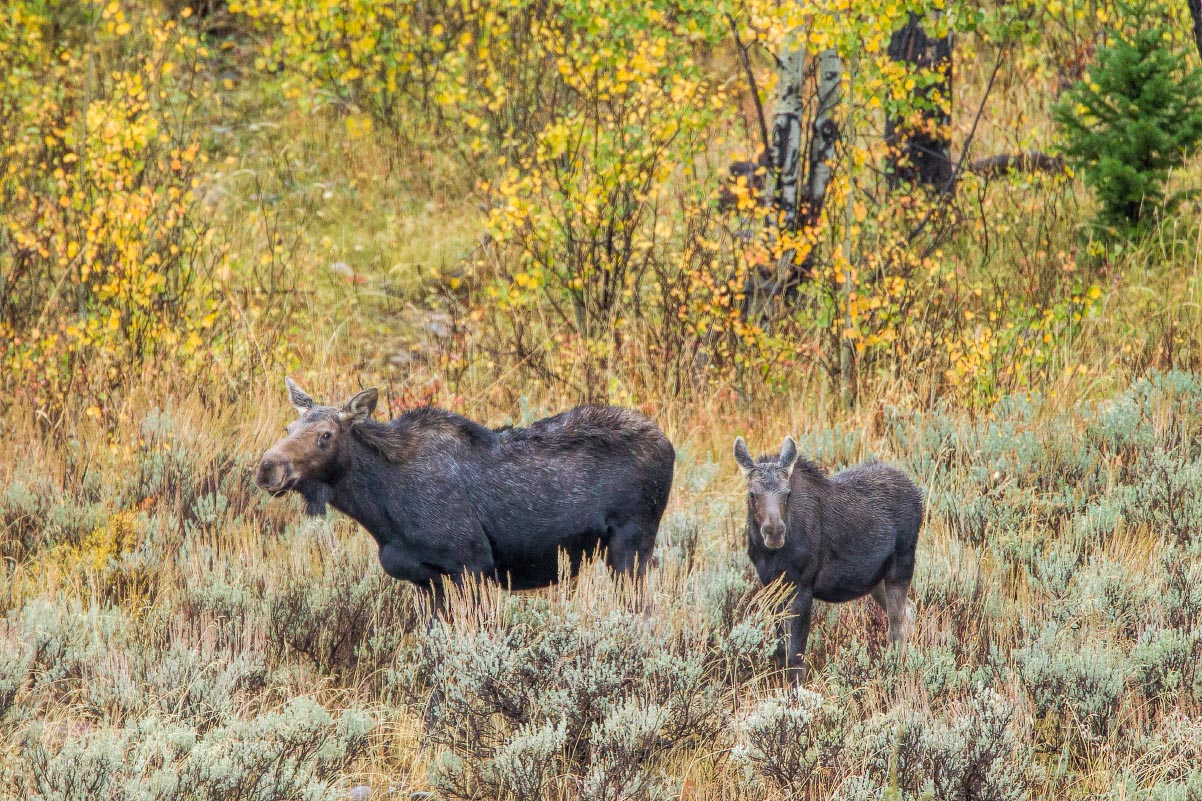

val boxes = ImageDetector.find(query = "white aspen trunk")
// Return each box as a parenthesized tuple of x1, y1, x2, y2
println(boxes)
(807, 48, 842, 222)
(839, 61, 856, 407)
(769, 41, 806, 227)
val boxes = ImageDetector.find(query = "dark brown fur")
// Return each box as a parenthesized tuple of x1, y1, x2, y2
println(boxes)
(735, 435, 923, 682)
(256, 380, 676, 598)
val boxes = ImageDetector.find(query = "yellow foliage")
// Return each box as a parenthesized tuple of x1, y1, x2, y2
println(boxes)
(0, 1, 233, 412)
(43, 509, 152, 606)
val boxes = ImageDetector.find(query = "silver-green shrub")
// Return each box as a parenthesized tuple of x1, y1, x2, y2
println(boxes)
(582, 700, 674, 801)
(1161, 549, 1202, 630)
(1015, 624, 1126, 743)
(1125, 714, 1202, 784)
(1129, 626, 1201, 706)
(395, 595, 737, 801)
(1073, 557, 1156, 640)
(0, 631, 31, 727)
(855, 686, 1034, 801)
(731, 687, 846, 796)
(22, 699, 372, 801)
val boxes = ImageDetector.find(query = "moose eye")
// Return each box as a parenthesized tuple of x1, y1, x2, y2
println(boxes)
(320, 431, 332, 443)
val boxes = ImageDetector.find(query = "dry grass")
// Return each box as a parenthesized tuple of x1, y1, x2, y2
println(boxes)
(5, 346, 1202, 798)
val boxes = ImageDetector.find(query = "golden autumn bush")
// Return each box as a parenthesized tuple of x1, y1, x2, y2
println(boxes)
(223, 0, 1125, 404)
(0, 0, 1167, 417)
(0, 1, 223, 413)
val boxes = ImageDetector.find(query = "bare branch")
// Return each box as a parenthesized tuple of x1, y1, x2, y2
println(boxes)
(726, 13, 772, 165)
(968, 151, 1065, 178)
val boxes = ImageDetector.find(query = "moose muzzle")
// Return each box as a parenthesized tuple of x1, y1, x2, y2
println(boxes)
(255, 453, 295, 494)
(761, 522, 786, 550)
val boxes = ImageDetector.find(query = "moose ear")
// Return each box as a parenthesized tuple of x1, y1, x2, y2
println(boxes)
(339, 387, 378, 424)
(285, 377, 315, 416)
(733, 436, 757, 478)
(779, 435, 799, 478)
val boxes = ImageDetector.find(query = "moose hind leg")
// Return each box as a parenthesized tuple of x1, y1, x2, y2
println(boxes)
(870, 582, 888, 610)
(604, 518, 656, 578)
(882, 580, 915, 645)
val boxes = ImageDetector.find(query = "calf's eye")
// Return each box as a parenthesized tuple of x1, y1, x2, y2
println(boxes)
(320, 431, 332, 443)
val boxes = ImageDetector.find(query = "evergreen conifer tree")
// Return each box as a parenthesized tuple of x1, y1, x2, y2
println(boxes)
(1053, 1, 1202, 229)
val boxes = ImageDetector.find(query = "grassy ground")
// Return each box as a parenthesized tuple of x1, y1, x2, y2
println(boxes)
(6, 365, 1202, 799)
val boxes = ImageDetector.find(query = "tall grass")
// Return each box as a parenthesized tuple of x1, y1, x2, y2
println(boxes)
(6, 360, 1202, 798)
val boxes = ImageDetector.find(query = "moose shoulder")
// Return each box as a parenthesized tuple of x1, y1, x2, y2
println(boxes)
(256, 379, 675, 595)
(734, 435, 922, 682)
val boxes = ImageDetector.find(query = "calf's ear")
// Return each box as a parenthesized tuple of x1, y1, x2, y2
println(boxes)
(286, 377, 315, 416)
(779, 435, 799, 478)
(733, 436, 757, 477)
(340, 387, 379, 424)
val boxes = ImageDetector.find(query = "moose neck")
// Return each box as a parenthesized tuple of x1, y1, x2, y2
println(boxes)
(319, 427, 420, 546)
(791, 457, 830, 487)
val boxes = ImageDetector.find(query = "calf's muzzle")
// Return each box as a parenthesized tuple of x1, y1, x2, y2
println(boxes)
(761, 522, 786, 549)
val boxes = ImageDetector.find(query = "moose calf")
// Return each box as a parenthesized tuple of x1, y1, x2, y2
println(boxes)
(734, 435, 922, 682)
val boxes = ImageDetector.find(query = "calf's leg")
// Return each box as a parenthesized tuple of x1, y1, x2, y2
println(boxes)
(785, 590, 814, 684)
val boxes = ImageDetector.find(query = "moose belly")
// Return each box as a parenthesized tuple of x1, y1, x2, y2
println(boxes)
(812, 558, 891, 603)
(488, 524, 606, 590)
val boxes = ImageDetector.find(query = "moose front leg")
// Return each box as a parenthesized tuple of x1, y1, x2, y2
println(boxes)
(784, 590, 814, 684)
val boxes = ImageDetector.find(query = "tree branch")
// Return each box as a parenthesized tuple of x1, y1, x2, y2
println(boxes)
(905, 41, 1007, 244)
(968, 151, 1065, 177)
(726, 13, 772, 164)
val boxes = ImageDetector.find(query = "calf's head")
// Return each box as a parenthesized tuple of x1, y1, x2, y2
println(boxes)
(734, 435, 799, 549)
(255, 378, 379, 495)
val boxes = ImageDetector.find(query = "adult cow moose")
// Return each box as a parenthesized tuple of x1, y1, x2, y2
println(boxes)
(255, 379, 675, 605)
